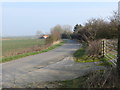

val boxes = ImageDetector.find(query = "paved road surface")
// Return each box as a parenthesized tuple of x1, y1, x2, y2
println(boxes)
(2, 40, 106, 88)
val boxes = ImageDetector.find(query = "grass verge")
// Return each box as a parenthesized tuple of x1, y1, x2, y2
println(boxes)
(97, 57, 113, 67)
(73, 43, 99, 63)
(1, 41, 65, 63)
(57, 75, 89, 88)
(73, 46, 112, 66)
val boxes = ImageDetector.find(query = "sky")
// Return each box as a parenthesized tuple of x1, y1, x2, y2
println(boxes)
(1, 2, 118, 37)
(0, 0, 119, 2)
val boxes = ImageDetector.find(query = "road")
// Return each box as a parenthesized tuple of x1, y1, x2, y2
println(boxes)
(2, 40, 106, 88)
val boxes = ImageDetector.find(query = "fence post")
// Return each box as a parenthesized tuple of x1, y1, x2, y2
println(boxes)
(102, 39, 105, 57)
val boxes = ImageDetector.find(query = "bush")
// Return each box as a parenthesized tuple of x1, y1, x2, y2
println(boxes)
(45, 35, 54, 45)
(86, 40, 102, 58)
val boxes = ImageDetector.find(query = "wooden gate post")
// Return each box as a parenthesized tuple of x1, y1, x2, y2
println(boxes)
(102, 39, 105, 57)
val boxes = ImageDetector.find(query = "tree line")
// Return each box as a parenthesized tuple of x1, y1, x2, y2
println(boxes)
(72, 11, 118, 43)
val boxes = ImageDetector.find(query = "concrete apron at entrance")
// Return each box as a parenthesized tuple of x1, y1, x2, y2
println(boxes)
(3, 56, 106, 88)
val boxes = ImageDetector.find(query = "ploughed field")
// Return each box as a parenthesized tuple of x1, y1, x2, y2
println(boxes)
(2, 39, 45, 57)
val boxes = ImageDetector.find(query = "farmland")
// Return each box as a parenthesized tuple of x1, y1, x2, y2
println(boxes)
(2, 39, 45, 57)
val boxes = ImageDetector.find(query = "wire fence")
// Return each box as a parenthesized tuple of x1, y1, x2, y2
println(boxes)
(102, 39, 118, 67)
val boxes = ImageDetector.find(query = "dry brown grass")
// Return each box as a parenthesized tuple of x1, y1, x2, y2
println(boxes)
(3, 44, 51, 57)
(84, 68, 120, 88)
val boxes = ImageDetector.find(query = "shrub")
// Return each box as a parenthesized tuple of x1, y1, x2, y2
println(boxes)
(45, 27, 61, 45)
(45, 35, 54, 45)
(86, 40, 102, 58)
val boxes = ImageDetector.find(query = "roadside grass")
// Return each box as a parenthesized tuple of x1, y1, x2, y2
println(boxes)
(1, 41, 65, 63)
(73, 43, 99, 63)
(106, 53, 117, 59)
(57, 75, 89, 88)
(97, 57, 113, 67)
(73, 44, 112, 66)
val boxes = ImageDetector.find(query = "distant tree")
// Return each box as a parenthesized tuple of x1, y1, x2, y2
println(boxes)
(73, 24, 82, 32)
(61, 25, 72, 39)
(51, 25, 63, 34)
(45, 25, 62, 44)
(45, 24, 73, 44)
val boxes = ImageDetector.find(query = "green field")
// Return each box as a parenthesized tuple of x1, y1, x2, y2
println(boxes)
(2, 39, 45, 57)
(1, 41, 64, 63)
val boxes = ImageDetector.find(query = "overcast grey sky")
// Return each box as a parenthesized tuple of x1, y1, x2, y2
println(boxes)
(2, 2, 117, 37)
